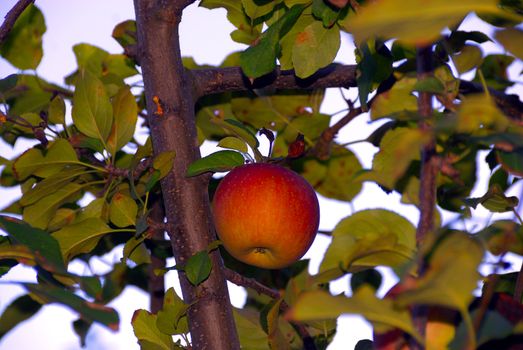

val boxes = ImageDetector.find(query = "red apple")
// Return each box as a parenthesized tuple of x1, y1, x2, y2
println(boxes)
(212, 163, 320, 269)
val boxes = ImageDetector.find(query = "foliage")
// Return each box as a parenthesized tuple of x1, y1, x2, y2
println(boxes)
(0, 0, 523, 349)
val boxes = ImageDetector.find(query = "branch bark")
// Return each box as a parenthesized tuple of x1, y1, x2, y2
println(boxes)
(133, 1, 239, 349)
(148, 198, 166, 313)
(0, 0, 35, 45)
(192, 64, 358, 99)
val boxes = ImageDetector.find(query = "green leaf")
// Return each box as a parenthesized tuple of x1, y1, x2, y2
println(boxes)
(24, 283, 119, 331)
(301, 148, 363, 202)
(356, 41, 393, 108)
(109, 192, 138, 228)
(132, 309, 175, 350)
(184, 251, 212, 286)
(122, 235, 151, 265)
(22, 182, 83, 229)
(345, 0, 508, 45)
(72, 44, 109, 77)
(317, 209, 416, 282)
(156, 288, 189, 335)
(112, 20, 137, 48)
(362, 127, 428, 189)
(292, 21, 340, 78)
(0, 5, 46, 70)
(463, 184, 519, 213)
(48, 95, 66, 125)
(107, 86, 138, 155)
(153, 151, 176, 179)
(79, 276, 103, 300)
(0, 216, 66, 273)
(242, 0, 280, 20)
(452, 45, 483, 74)
(233, 308, 271, 350)
(497, 148, 523, 177)
(370, 77, 418, 120)
(287, 286, 422, 344)
(240, 4, 306, 78)
(475, 54, 515, 90)
(495, 27, 523, 60)
(0, 294, 42, 340)
(476, 220, 523, 255)
(312, 0, 343, 27)
(13, 139, 79, 181)
(186, 150, 244, 177)
(412, 77, 445, 94)
(217, 136, 248, 153)
(72, 70, 114, 142)
(52, 218, 116, 262)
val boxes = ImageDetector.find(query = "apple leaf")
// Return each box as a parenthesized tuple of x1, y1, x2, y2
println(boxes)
(452, 45, 483, 74)
(476, 220, 523, 256)
(0, 5, 46, 70)
(463, 184, 519, 213)
(345, 0, 506, 45)
(184, 251, 212, 286)
(292, 21, 341, 78)
(48, 95, 66, 125)
(107, 86, 138, 155)
(186, 150, 244, 177)
(286, 286, 422, 344)
(72, 70, 113, 142)
(109, 192, 138, 228)
(52, 218, 116, 262)
(217, 136, 248, 153)
(23, 283, 119, 331)
(156, 288, 189, 335)
(495, 28, 523, 61)
(122, 234, 151, 265)
(0, 294, 42, 341)
(456, 94, 509, 134)
(152, 151, 176, 179)
(132, 309, 181, 350)
(318, 209, 416, 283)
(233, 308, 271, 350)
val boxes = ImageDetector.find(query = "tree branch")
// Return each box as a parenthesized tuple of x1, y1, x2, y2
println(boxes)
(134, 1, 240, 349)
(192, 64, 358, 99)
(148, 198, 166, 313)
(223, 268, 317, 350)
(0, 0, 34, 45)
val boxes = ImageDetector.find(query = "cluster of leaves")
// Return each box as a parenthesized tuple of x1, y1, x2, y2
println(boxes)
(0, 0, 523, 349)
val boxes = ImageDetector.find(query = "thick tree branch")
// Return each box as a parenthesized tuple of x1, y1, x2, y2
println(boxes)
(0, 0, 34, 45)
(134, 1, 240, 349)
(148, 199, 166, 313)
(192, 64, 358, 99)
(459, 80, 523, 122)
(223, 268, 317, 350)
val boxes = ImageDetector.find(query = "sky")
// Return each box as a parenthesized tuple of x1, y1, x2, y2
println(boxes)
(0, 1, 522, 350)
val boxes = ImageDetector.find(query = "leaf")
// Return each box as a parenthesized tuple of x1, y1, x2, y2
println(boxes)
(452, 45, 483, 74)
(24, 283, 119, 331)
(156, 288, 189, 335)
(217, 136, 248, 153)
(497, 148, 523, 177)
(52, 218, 116, 262)
(107, 86, 138, 154)
(72, 44, 109, 77)
(363, 127, 428, 189)
(240, 4, 306, 78)
(112, 20, 137, 48)
(476, 220, 523, 255)
(22, 182, 83, 229)
(318, 209, 416, 282)
(370, 77, 418, 120)
(233, 308, 271, 350)
(260, 298, 291, 350)
(394, 232, 483, 323)
(463, 184, 519, 213)
(13, 139, 79, 181)
(48, 95, 66, 125)
(242, 0, 279, 20)
(301, 148, 363, 202)
(72, 70, 113, 142)
(0, 294, 42, 340)
(0, 216, 66, 273)
(292, 21, 341, 78)
(313, 0, 344, 27)
(495, 27, 523, 61)
(122, 235, 151, 266)
(186, 150, 244, 177)
(184, 251, 212, 286)
(286, 286, 422, 344)
(457, 94, 510, 134)
(345, 0, 507, 45)
(109, 192, 138, 227)
(153, 151, 176, 179)
(0, 5, 46, 70)
(132, 309, 175, 350)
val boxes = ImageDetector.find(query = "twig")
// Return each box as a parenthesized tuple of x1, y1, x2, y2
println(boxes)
(0, 0, 35, 45)
(223, 268, 317, 350)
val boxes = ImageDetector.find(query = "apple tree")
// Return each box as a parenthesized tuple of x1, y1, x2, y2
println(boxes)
(1, 0, 523, 349)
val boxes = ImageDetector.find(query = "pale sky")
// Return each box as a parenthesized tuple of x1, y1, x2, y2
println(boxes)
(0, 1, 522, 350)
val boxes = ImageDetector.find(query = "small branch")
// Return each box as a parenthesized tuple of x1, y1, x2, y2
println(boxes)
(192, 64, 358, 99)
(148, 198, 166, 313)
(105, 158, 153, 178)
(0, 0, 35, 45)
(223, 268, 317, 350)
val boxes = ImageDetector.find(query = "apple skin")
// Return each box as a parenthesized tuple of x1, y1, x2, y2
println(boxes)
(212, 163, 320, 269)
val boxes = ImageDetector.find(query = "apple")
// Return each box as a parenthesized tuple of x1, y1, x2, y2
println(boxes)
(212, 163, 320, 269)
